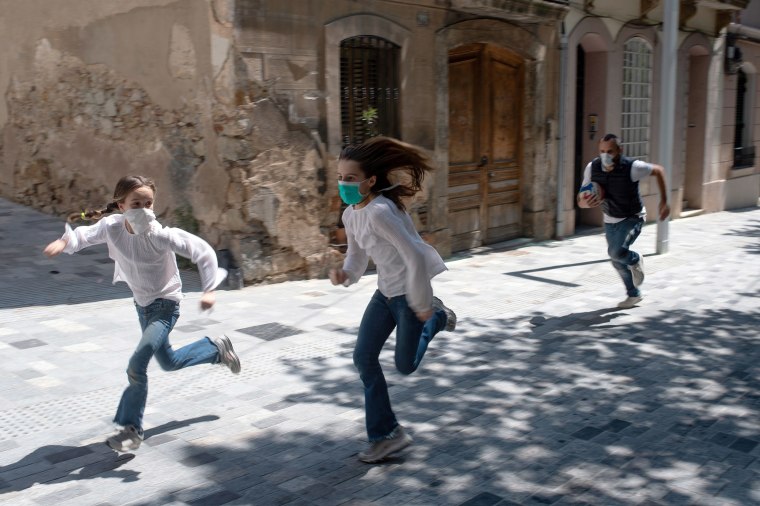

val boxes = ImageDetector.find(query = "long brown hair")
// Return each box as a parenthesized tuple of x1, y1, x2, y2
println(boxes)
(67, 175, 156, 223)
(338, 136, 434, 211)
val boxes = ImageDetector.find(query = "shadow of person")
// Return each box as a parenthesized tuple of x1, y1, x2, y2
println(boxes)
(528, 307, 624, 336)
(0, 415, 219, 494)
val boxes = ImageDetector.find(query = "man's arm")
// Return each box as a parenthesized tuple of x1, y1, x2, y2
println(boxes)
(650, 165, 671, 221)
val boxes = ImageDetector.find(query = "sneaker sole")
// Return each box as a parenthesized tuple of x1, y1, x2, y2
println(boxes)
(215, 335, 241, 374)
(631, 257, 644, 287)
(432, 297, 457, 332)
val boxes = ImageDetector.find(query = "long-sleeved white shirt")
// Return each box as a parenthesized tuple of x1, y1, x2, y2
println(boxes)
(341, 195, 446, 313)
(61, 214, 226, 307)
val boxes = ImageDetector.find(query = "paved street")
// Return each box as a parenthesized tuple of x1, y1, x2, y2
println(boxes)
(0, 197, 758, 506)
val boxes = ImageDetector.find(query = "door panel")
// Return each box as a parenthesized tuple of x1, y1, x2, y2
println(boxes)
(448, 44, 523, 251)
(448, 50, 484, 251)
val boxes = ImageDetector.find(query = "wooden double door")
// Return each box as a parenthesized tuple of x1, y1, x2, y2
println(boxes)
(448, 43, 523, 252)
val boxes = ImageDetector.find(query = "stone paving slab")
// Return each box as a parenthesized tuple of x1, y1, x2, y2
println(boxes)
(1, 197, 759, 505)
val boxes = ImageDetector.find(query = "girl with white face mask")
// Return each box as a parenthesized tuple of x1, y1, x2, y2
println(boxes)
(330, 137, 457, 464)
(43, 175, 240, 452)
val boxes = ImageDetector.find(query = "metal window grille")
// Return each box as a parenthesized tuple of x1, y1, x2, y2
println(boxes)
(733, 69, 755, 168)
(621, 37, 653, 160)
(340, 36, 400, 147)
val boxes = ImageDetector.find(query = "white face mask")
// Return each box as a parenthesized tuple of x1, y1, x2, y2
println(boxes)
(600, 153, 615, 167)
(123, 208, 156, 235)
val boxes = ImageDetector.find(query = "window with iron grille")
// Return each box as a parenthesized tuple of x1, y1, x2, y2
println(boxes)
(621, 37, 653, 160)
(733, 68, 756, 168)
(340, 36, 400, 147)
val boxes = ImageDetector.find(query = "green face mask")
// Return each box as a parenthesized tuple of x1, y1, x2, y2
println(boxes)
(338, 179, 368, 205)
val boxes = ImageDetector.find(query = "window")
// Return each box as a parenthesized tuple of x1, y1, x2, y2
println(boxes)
(340, 36, 400, 147)
(733, 68, 755, 168)
(621, 37, 653, 160)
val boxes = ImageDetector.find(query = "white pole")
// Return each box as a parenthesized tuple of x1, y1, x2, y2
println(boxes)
(656, 0, 678, 254)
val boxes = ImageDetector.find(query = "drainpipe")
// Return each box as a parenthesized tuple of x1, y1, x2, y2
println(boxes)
(656, 0, 678, 254)
(555, 21, 569, 238)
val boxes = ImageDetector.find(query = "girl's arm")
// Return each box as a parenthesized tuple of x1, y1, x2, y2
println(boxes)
(166, 228, 227, 296)
(372, 209, 432, 314)
(44, 221, 108, 257)
(340, 226, 369, 286)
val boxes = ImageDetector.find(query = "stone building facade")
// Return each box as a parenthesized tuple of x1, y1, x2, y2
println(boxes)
(0, 0, 568, 283)
(558, 0, 757, 233)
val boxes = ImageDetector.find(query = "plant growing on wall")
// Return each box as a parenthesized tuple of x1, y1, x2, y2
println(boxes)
(361, 107, 379, 138)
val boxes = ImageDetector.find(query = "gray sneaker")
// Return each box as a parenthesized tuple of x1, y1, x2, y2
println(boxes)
(432, 297, 457, 332)
(106, 425, 143, 452)
(210, 335, 241, 374)
(630, 256, 645, 287)
(617, 295, 642, 309)
(358, 425, 413, 463)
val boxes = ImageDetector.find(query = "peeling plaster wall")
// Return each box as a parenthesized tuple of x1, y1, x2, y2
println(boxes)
(0, 0, 336, 284)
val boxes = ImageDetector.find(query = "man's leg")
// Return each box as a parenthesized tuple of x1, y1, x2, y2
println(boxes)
(606, 217, 644, 297)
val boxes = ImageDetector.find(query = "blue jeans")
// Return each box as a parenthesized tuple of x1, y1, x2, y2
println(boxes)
(113, 298, 220, 431)
(605, 216, 644, 297)
(353, 290, 447, 441)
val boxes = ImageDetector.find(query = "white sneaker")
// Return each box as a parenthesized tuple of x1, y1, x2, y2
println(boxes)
(617, 296, 642, 309)
(432, 297, 457, 332)
(106, 425, 143, 452)
(630, 256, 645, 287)
(358, 425, 413, 463)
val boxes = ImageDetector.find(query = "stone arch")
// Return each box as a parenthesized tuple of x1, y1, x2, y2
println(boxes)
(324, 14, 410, 156)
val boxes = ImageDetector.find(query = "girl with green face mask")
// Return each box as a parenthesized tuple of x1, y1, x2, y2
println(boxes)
(329, 136, 457, 464)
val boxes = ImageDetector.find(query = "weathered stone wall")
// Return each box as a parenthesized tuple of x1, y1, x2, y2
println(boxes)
(0, 0, 338, 284)
(1, 0, 565, 284)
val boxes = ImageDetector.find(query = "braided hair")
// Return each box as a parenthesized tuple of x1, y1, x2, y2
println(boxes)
(67, 175, 156, 223)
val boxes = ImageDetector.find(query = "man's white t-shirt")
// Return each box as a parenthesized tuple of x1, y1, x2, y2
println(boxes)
(581, 160, 653, 224)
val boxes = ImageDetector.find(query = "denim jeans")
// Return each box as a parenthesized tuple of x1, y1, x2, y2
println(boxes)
(605, 216, 644, 297)
(353, 289, 447, 441)
(113, 298, 219, 431)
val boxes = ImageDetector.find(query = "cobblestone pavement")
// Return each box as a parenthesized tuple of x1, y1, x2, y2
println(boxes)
(0, 197, 759, 506)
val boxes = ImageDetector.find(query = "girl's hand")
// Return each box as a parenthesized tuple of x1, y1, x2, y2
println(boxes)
(43, 239, 67, 257)
(329, 268, 349, 286)
(416, 309, 433, 322)
(200, 291, 216, 311)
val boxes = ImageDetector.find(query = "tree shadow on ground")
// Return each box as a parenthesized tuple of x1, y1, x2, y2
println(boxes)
(0, 415, 218, 495)
(117, 302, 759, 505)
(723, 216, 760, 255)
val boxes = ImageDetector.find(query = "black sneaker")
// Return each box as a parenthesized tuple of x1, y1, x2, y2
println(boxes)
(210, 335, 241, 374)
(432, 297, 457, 332)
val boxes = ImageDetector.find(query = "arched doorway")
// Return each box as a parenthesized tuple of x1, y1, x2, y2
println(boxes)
(683, 45, 711, 213)
(574, 33, 610, 227)
(447, 43, 524, 251)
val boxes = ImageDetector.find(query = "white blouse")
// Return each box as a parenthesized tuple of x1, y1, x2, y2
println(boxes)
(61, 215, 226, 307)
(341, 195, 447, 313)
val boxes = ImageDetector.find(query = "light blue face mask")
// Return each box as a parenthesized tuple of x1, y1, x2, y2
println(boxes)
(338, 179, 368, 205)
(338, 179, 402, 206)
